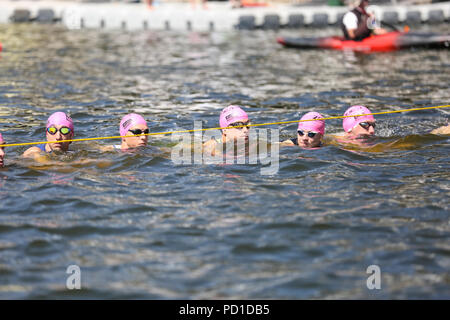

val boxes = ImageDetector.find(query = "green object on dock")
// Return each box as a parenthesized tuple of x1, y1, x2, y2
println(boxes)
(328, 0, 344, 6)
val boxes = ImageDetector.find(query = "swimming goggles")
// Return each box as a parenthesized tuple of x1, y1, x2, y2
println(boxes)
(359, 122, 376, 129)
(47, 127, 72, 135)
(297, 130, 317, 138)
(230, 121, 250, 130)
(128, 129, 150, 135)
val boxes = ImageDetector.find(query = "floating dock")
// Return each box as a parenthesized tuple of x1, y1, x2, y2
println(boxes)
(0, 1, 449, 31)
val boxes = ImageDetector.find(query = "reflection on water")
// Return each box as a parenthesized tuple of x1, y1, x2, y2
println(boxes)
(0, 24, 449, 299)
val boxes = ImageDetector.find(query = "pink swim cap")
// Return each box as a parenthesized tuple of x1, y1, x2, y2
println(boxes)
(46, 112, 74, 131)
(342, 105, 375, 133)
(0, 132, 3, 144)
(298, 112, 325, 135)
(120, 113, 148, 137)
(219, 105, 249, 129)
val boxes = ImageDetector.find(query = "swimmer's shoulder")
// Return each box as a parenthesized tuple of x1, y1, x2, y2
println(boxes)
(99, 145, 121, 152)
(202, 138, 222, 157)
(280, 139, 296, 147)
(202, 138, 221, 150)
(326, 132, 345, 138)
(322, 133, 339, 143)
(431, 124, 450, 135)
(23, 146, 44, 158)
(23, 147, 51, 164)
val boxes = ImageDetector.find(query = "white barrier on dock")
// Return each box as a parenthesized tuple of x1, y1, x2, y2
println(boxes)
(0, 1, 449, 31)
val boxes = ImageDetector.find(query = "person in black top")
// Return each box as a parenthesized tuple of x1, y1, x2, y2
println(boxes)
(341, 0, 387, 41)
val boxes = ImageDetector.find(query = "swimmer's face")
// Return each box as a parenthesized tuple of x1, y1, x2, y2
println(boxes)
(223, 120, 250, 142)
(123, 124, 149, 148)
(0, 144, 5, 167)
(350, 121, 375, 138)
(297, 130, 322, 148)
(46, 125, 74, 152)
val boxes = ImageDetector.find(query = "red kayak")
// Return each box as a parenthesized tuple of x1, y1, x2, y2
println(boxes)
(277, 31, 450, 53)
(0, 42, 2, 52)
(239, 1, 269, 7)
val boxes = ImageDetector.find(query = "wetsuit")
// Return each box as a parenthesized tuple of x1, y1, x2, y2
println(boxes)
(342, 8, 372, 41)
(36, 144, 50, 153)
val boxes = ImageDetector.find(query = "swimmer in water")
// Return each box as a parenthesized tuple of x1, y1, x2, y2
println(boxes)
(0, 133, 5, 168)
(342, 105, 376, 139)
(202, 105, 250, 156)
(102, 113, 149, 152)
(281, 111, 325, 148)
(329, 105, 450, 152)
(338, 105, 449, 138)
(119, 113, 149, 150)
(325, 105, 377, 149)
(23, 112, 74, 159)
(21, 112, 111, 169)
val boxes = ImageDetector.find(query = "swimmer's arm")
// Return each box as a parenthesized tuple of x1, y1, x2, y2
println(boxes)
(202, 139, 217, 156)
(99, 145, 115, 152)
(23, 146, 42, 158)
(70, 158, 113, 168)
(159, 147, 172, 154)
(431, 124, 450, 135)
(321, 134, 338, 145)
(23, 147, 51, 164)
(23, 147, 111, 167)
(202, 139, 216, 148)
(280, 139, 295, 147)
(81, 141, 115, 152)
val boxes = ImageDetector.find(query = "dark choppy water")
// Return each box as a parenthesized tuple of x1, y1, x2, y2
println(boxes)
(0, 24, 449, 299)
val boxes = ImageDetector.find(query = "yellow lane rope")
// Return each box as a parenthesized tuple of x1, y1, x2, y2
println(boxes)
(1, 104, 449, 148)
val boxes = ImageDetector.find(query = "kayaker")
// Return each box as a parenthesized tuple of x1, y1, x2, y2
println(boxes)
(342, 0, 387, 41)
(202, 105, 250, 157)
(0, 132, 5, 168)
(23, 112, 75, 158)
(281, 112, 325, 149)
